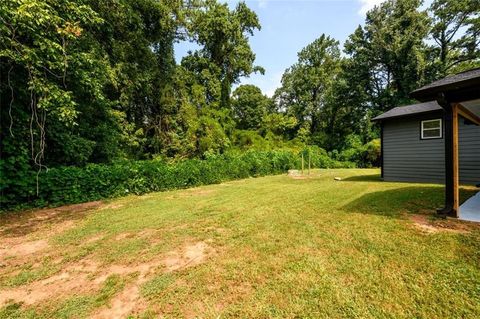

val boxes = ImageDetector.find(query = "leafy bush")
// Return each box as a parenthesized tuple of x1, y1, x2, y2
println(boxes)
(363, 139, 381, 167)
(0, 151, 286, 211)
(329, 136, 381, 168)
(299, 146, 356, 169)
(0, 149, 356, 212)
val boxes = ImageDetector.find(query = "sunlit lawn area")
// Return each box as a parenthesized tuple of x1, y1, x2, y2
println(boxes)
(1, 169, 479, 318)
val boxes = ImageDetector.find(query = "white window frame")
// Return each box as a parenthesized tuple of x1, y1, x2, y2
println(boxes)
(421, 119, 442, 140)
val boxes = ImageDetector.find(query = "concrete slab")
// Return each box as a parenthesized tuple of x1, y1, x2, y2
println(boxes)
(459, 192, 480, 222)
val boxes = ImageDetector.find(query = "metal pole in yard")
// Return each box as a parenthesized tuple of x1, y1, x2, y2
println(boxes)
(301, 153, 304, 175)
(308, 149, 311, 175)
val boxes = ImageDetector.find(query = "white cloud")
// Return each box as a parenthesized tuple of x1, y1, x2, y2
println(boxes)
(358, 0, 386, 15)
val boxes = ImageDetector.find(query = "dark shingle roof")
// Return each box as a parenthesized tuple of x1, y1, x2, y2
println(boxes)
(411, 68, 480, 101)
(372, 101, 442, 121)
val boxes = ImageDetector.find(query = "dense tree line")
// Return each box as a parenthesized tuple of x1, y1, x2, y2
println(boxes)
(275, 0, 479, 150)
(0, 0, 479, 201)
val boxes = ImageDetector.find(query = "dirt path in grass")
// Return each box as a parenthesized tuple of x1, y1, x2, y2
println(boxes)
(0, 201, 104, 267)
(0, 237, 214, 315)
(0, 201, 216, 317)
(91, 241, 213, 318)
(0, 201, 104, 238)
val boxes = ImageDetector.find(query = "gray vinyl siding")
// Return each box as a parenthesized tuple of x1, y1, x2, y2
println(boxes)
(459, 119, 480, 184)
(383, 113, 480, 185)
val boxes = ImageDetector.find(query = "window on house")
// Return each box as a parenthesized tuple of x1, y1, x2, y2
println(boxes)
(421, 119, 442, 139)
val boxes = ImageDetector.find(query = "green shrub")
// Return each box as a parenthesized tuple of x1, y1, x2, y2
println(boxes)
(299, 146, 356, 169)
(0, 151, 284, 211)
(329, 137, 381, 168)
(363, 139, 381, 167)
(0, 150, 355, 212)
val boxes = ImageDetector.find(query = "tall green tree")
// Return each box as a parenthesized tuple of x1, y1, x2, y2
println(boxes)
(0, 0, 111, 170)
(344, 0, 430, 113)
(231, 85, 269, 130)
(187, 0, 263, 109)
(87, 0, 184, 156)
(429, 0, 480, 76)
(274, 34, 342, 145)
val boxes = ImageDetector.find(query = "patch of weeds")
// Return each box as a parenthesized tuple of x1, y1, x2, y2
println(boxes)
(94, 274, 127, 306)
(51, 274, 125, 318)
(61, 244, 98, 264)
(53, 225, 104, 246)
(52, 296, 93, 319)
(100, 238, 148, 263)
(133, 309, 158, 319)
(4, 261, 59, 287)
(141, 273, 176, 299)
(0, 303, 38, 319)
(263, 304, 285, 317)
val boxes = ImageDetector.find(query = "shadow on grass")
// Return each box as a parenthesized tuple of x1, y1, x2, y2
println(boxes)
(0, 201, 102, 238)
(342, 185, 477, 218)
(342, 174, 382, 182)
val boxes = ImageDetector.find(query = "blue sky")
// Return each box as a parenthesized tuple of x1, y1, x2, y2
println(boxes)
(174, 0, 398, 96)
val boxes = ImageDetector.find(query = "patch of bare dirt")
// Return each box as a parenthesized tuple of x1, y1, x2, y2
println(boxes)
(186, 189, 214, 196)
(113, 229, 159, 243)
(85, 234, 104, 244)
(99, 203, 124, 210)
(71, 259, 101, 273)
(0, 258, 104, 306)
(114, 232, 136, 241)
(0, 239, 49, 259)
(163, 242, 212, 272)
(1, 257, 125, 306)
(0, 202, 106, 268)
(287, 170, 313, 180)
(90, 262, 157, 319)
(0, 265, 92, 306)
(92, 283, 147, 319)
(92, 241, 214, 318)
(410, 214, 440, 233)
(0, 201, 103, 238)
(182, 300, 214, 319)
(166, 189, 215, 199)
(408, 213, 476, 234)
(0, 241, 215, 318)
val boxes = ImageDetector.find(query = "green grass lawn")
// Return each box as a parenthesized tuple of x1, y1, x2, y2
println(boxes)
(1, 169, 479, 318)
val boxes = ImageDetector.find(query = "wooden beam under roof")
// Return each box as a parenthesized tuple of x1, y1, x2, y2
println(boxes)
(458, 104, 480, 126)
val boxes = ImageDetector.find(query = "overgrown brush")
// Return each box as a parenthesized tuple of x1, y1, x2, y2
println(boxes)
(1, 150, 355, 211)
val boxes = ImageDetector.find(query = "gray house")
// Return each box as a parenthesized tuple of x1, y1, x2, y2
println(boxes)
(371, 67, 480, 219)
(372, 101, 480, 185)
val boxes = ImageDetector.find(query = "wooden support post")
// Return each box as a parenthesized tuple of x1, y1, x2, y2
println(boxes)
(452, 103, 460, 217)
(380, 123, 384, 179)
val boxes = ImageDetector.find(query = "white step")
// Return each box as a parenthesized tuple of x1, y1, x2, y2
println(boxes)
(459, 192, 480, 222)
